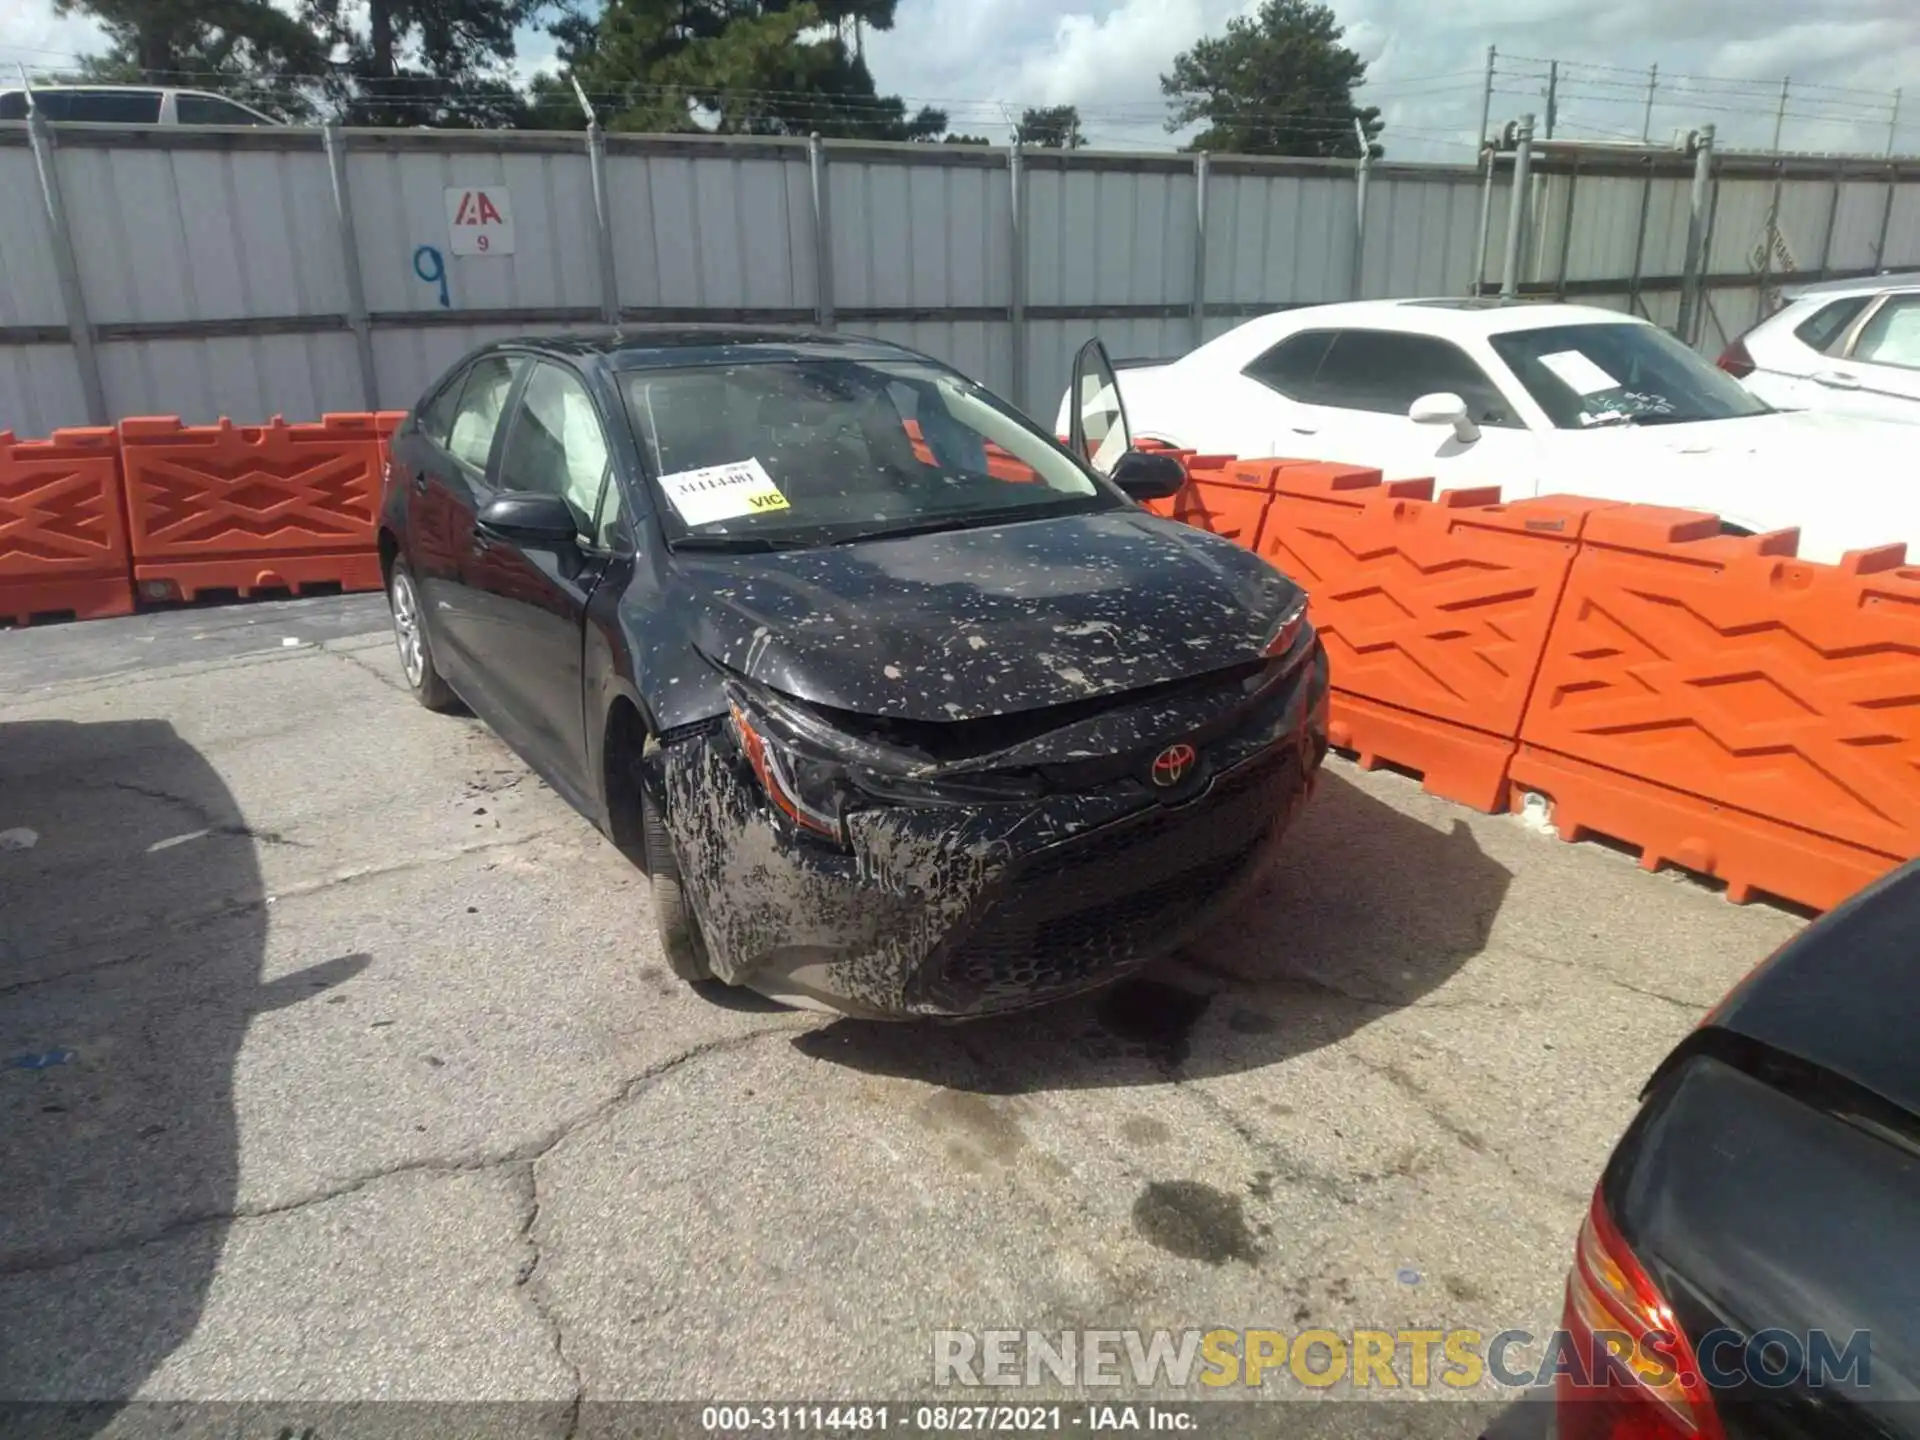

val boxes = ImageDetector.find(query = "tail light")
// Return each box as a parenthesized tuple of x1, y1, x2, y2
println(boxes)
(1558, 1188, 1724, 1440)
(1716, 338, 1755, 379)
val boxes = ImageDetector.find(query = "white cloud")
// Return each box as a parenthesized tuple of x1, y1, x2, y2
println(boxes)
(0, 0, 105, 73)
(865, 0, 1920, 159)
(7, 0, 1916, 158)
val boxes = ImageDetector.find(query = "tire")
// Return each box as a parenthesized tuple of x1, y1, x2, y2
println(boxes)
(388, 560, 460, 713)
(643, 783, 714, 983)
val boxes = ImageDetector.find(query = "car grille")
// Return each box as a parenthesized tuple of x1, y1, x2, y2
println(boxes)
(913, 744, 1305, 1013)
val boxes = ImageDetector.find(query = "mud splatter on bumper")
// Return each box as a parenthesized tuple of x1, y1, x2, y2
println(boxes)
(659, 649, 1329, 1019)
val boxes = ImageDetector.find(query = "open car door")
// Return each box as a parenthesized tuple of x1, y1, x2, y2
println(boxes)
(1068, 338, 1132, 477)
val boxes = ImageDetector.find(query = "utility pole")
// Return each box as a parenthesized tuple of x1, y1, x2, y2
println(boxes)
(1545, 60, 1558, 139)
(1890, 87, 1904, 155)
(1771, 76, 1790, 152)
(1641, 64, 1658, 143)
(1476, 44, 1496, 150)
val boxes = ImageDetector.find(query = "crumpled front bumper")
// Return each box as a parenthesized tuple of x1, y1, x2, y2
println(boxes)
(658, 647, 1330, 1019)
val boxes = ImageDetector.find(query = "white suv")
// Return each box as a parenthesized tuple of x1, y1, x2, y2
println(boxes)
(0, 85, 279, 125)
(1720, 274, 1920, 424)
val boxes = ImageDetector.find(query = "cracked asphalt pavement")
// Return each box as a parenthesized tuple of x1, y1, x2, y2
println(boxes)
(0, 596, 1804, 1434)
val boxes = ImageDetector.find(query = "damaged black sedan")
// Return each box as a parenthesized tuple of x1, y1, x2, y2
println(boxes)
(378, 328, 1328, 1018)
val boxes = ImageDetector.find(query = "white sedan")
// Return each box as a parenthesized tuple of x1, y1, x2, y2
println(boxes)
(1720, 273, 1920, 425)
(1054, 299, 1918, 564)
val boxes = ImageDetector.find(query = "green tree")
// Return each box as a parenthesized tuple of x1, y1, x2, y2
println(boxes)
(51, 0, 327, 117)
(557, 0, 936, 139)
(301, 0, 558, 128)
(1015, 104, 1083, 149)
(1161, 0, 1382, 158)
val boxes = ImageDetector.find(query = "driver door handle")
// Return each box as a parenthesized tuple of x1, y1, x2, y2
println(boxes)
(1814, 370, 1861, 390)
(412, 470, 430, 492)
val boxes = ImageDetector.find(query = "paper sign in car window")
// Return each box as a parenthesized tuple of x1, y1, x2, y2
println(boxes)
(1537, 350, 1622, 396)
(657, 458, 791, 526)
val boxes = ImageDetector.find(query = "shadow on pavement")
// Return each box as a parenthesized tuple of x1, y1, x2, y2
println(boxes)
(0, 719, 365, 1424)
(796, 770, 1513, 1091)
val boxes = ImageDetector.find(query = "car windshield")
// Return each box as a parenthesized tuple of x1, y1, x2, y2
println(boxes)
(620, 358, 1116, 548)
(1488, 322, 1772, 428)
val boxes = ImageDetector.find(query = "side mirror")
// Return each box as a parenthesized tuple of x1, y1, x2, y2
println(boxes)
(1110, 449, 1187, 501)
(477, 492, 579, 545)
(1409, 391, 1481, 444)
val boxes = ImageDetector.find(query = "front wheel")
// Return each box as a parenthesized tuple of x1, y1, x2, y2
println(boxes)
(388, 560, 459, 712)
(643, 784, 713, 983)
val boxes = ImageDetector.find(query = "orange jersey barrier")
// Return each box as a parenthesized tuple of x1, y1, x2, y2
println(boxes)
(117, 414, 395, 600)
(1256, 468, 1609, 811)
(1513, 509, 1920, 912)
(901, 419, 1041, 483)
(0, 427, 134, 626)
(1139, 452, 1916, 909)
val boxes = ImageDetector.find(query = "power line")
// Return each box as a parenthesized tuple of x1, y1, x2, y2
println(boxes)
(1497, 49, 1896, 101)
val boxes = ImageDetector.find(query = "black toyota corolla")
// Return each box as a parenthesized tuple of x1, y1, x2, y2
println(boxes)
(378, 328, 1328, 1018)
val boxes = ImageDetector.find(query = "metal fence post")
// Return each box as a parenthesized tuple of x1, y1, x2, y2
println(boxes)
(1874, 90, 1902, 268)
(1190, 151, 1209, 350)
(1816, 158, 1844, 281)
(1677, 125, 1716, 346)
(1626, 153, 1655, 318)
(25, 106, 106, 426)
(1352, 123, 1373, 300)
(1008, 143, 1027, 412)
(809, 133, 836, 330)
(1553, 156, 1580, 299)
(1471, 142, 1497, 296)
(1758, 155, 1785, 314)
(322, 124, 379, 411)
(585, 119, 621, 327)
(1499, 114, 1535, 298)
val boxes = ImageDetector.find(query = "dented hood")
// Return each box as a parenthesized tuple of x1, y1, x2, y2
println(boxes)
(677, 510, 1302, 722)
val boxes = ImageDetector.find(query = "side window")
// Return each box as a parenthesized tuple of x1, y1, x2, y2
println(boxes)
(595, 470, 627, 550)
(176, 93, 271, 125)
(499, 362, 611, 532)
(1850, 296, 1920, 371)
(65, 90, 164, 123)
(1792, 297, 1870, 354)
(1313, 330, 1516, 426)
(1243, 330, 1337, 400)
(417, 366, 470, 447)
(445, 354, 524, 472)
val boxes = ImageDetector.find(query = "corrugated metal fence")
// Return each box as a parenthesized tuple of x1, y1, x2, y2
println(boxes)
(3, 121, 1917, 435)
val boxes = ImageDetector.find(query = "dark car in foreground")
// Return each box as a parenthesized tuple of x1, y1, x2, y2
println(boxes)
(1553, 858, 1919, 1439)
(377, 328, 1328, 1018)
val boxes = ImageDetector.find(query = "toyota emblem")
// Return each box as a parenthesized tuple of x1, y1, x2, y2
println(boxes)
(1150, 742, 1197, 788)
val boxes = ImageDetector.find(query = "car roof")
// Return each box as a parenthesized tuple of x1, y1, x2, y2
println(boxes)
(491, 326, 933, 372)
(1780, 271, 1920, 302)
(0, 83, 166, 94)
(1186, 298, 1649, 366)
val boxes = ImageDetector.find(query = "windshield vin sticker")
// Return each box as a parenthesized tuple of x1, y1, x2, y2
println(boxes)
(1536, 349, 1621, 396)
(658, 457, 791, 526)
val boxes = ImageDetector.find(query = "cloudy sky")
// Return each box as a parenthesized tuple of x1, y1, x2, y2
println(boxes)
(4, 0, 1917, 161)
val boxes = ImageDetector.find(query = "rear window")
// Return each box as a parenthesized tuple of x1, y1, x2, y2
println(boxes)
(1792, 297, 1870, 354)
(175, 93, 272, 125)
(0, 92, 26, 121)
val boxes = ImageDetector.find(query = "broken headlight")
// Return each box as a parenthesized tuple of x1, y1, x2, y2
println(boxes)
(1261, 594, 1311, 665)
(728, 699, 851, 845)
